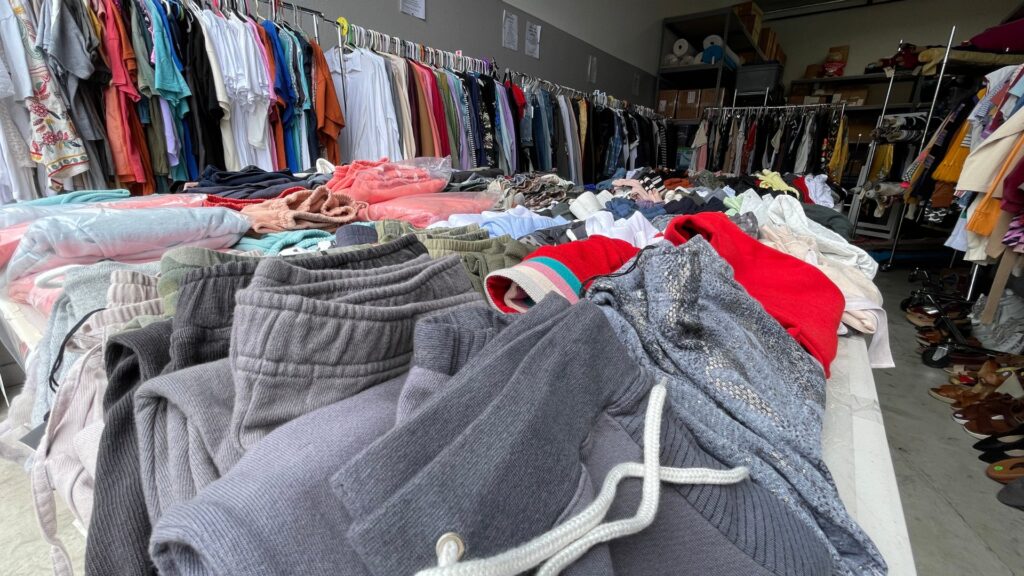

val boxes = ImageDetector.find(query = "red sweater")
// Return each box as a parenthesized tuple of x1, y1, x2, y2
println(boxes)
(664, 212, 844, 376)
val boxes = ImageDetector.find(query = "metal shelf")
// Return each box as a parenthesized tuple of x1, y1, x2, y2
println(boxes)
(791, 71, 918, 86)
(844, 102, 920, 112)
(659, 63, 722, 75)
(662, 8, 767, 63)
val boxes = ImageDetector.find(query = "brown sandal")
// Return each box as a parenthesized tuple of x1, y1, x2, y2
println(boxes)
(952, 395, 1018, 423)
(930, 361, 1014, 406)
(986, 458, 1024, 484)
(964, 403, 1024, 439)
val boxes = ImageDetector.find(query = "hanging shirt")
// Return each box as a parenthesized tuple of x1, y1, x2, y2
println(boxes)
(310, 40, 344, 164)
(100, 0, 147, 186)
(195, 9, 239, 171)
(324, 45, 349, 158)
(340, 48, 401, 163)
(239, 16, 273, 171)
(262, 20, 296, 171)
(409, 60, 441, 157)
(381, 53, 414, 160)
(0, 55, 34, 202)
(5, 0, 89, 186)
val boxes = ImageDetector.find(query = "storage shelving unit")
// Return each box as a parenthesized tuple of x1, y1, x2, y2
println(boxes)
(657, 8, 768, 113)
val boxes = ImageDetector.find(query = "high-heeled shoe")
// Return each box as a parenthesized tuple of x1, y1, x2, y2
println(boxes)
(929, 361, 1011, 405)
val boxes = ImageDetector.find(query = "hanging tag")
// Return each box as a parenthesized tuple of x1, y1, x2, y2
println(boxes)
(336, 16, 349, 37)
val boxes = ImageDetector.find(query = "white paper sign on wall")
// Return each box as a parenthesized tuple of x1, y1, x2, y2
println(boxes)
(502, 10, 519, 50)
(399, 0, 425, 20)
(525, 22, 542, 59)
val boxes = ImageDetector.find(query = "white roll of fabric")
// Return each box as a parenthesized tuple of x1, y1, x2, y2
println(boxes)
(703, 35, 742, 66)
(672, 38, 695, 58)
(702, 34, 724, 48)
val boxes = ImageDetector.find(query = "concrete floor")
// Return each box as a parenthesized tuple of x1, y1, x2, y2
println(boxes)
(873, 268, 1024, 576)
(0, 268, 1021, 575)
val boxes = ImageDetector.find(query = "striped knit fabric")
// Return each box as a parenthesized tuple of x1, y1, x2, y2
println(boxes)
(484, 236, 638, 314)
(488, 256, 584, 313)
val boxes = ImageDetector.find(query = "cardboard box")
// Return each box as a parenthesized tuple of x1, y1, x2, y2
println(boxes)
(657, 90, 679, 117)
(758, 27, 778, 60)
(733, 1, 763, 17)
(774, 46, 787, 66)
(698, 88, 730, 115)
(866, 82, 913, 105)
(835, 87, 869, 107)
(676, 89, 702, 119)
(804, 64, 823, 78)
(738, 14, 760, 45)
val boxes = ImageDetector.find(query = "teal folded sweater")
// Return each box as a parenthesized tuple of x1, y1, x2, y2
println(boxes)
(233, 230, 335, 255)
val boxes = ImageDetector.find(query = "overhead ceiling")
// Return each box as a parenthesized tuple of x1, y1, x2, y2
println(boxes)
(760, 0, 907, 21)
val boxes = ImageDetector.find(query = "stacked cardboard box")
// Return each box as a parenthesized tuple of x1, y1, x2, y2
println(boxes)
(659, 89, 731, 120)
(759, 27, 779, 61)
(733, 2, 762, 45)
(657, 90, 679, 117)
(677, 89, 702, 119)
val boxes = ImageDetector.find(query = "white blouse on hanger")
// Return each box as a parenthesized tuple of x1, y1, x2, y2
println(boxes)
(338, 48, 402, 163)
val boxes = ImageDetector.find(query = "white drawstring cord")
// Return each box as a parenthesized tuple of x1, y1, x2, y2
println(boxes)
(417, 381, 749, 576)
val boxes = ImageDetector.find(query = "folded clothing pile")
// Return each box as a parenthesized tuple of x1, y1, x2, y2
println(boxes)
(6, 207, 251, 284)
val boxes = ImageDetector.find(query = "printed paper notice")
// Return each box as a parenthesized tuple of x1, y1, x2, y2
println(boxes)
(502, 11, 518, 50)
(400, 0, 425, 20)
(525, 22, 541, 59)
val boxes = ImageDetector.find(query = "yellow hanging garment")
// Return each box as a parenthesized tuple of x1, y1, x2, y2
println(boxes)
(867, 144, 893, 182)
(828, 117, 848, 182)
(966, 132, 1024, 236)
(933, 119, 972, 183)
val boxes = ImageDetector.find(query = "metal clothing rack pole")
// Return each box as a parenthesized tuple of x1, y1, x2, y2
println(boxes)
(704, 102, 845, 113)
(261, 0, 664, 123)
(849, 38, 905, 232)
(882, 25, 956, 272)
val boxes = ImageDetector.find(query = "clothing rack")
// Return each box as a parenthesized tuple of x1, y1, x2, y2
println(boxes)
(702, 102, 848, 115)
(689, 101, 847, 177)
(255, 0, 658, 120)
(881, 26, 956, 271)
(846, 38, 905, 236)
(253, 0, 493, 73)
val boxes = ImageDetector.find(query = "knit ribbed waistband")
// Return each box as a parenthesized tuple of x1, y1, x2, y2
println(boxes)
(166, 236, 429, 371)
(228, 254, 482, 453)
(248, 253, 438, 292)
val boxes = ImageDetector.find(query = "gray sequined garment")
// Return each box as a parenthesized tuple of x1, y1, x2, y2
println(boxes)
(587, 239, 885, 576)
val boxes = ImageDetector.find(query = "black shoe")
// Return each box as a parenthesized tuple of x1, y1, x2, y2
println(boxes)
(980, 446, 1024, 463)
(973, 424, 1024, 452)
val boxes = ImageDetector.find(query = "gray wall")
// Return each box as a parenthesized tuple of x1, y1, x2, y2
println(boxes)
(290, 0, 659, 104)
